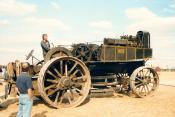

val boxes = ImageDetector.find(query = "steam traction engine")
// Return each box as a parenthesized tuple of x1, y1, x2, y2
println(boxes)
(6, 31, 159, 108)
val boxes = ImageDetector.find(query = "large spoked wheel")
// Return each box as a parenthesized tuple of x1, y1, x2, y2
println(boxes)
(38, 56, 91, 108)
(130, 66, 159, 98)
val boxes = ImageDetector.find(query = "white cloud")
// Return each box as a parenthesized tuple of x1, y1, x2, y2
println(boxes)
(125, 7, 175, 36)
(125, 7, 157, 22)
(89, 20, 113, 30)
(0, 0, 37, 16)
(23, 17, 70, 31)
(50, 1, 60, 11)
(0, 19, 9, 26)
(125, 7, 175, 68)
(0, 47, 43, 65)
(0, 34, 45, 64)
(0, 48, 25, 53)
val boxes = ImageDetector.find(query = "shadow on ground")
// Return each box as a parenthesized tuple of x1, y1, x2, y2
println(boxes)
(0, 98, 18, 111)
(79, 97, 91, 107)
(8, 111, 48, 117)
(32, 111, 48, 117)
(8, 112, 17, 117)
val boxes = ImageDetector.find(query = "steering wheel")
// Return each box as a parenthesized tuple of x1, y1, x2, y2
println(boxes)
(26, 49, 34, 60)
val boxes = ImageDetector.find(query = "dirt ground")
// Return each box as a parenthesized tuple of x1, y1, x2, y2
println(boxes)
(0, 72, 175, 117)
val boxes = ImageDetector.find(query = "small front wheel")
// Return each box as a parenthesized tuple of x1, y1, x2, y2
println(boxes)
(130, 66, 159, 98)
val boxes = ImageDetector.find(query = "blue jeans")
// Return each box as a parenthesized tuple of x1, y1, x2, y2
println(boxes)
(17, 94, 33, 117)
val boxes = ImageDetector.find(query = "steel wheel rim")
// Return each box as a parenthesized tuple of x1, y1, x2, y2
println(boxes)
(38, 56, 91, 108)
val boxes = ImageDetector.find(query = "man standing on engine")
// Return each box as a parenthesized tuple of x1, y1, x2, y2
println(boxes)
(41, 33, 50, 58)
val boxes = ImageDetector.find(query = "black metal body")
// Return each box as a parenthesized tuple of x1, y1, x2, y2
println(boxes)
(87, 60, 145, 91)
(87, 60, 145, 76)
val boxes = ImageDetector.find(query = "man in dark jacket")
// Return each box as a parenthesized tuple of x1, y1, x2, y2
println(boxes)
(41, 34, 50, 58)
(16, 62, 33, 117)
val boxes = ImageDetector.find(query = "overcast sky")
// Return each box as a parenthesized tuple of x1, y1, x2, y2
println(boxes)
(0, 0, 175, 68)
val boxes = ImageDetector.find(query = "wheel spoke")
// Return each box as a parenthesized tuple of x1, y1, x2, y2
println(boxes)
(141, 70, 144, 77)
(135, 83, 142, 88)
(140, 86, 144, 93)
(58, 90, 65, 105)
(73, 86, 83, 96)
(147, 70, 151, 78)
(47, 70, 57, 79)
(143, 85, 147, 93)
(46, 79, 58, 83)
(69, 88, 75, 100)
(53, 67, 62, 78)
(58, 96, 63, 105)
(45, 84, 56, 91)
(148, 83, 153, 88)
(134, 80, 141, 84)
(48, 88, 59, 96)
(138, 71, 141, 77)
(60, 60, 63, 75)
(135, 77, 143, 82)
(65, 62, 68, 77)
(149, 81, 155, 84)
(72, 76, 84, 80)
(67, 95, 72, 104)
(71, 82, 84, 87)
(54, 91, 60, 105)
(145, 69, 150, 77)
(150, 76, 158, 80)
(70, 69, 79, 78)
(145, 84, 150, 93)
(68, 62, 78, 76)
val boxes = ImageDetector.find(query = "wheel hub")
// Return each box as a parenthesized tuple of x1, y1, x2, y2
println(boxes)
(62, 78, 70, 86)
(142, 79, 147, 85)
(58, 76, 71, 89)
